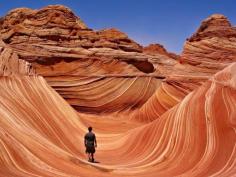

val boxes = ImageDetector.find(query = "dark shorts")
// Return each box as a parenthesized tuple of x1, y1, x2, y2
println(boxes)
(86, 146, 95, 153)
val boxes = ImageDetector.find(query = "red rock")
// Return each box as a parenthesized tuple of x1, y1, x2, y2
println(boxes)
(0, 5, 161, 113)
(0, 40, 35, 76)
(182, 14, 236, 70)
(143, 43, 180, 60)
(0, 5, 236, 177)
(0, 48, 235, 177)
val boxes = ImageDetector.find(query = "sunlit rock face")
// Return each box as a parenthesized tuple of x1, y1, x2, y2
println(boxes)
(135, 20, 235, 121)
(110, 63, 236, 177)
(0, 41, 35, 76)
(143, 43, 180, 60)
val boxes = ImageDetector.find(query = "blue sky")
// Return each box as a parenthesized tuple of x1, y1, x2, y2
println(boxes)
(0, 0, 235, 53)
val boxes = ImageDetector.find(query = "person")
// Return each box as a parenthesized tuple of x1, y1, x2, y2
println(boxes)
(84, 126, 97, 162)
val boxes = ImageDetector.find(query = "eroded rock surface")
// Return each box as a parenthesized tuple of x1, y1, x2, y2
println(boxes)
(0, 44, 235, 177)
(0, 40, 35, 76)
(182, 14, 236, 71)
(0, 4, 236, 177)
(144, 43, 180, 60)
(0, 5, 169, 112)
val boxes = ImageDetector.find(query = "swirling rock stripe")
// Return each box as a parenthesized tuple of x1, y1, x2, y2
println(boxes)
(0, 76, 114, 177)
(0, 64, 235, 176)
(46, 75, 161, 113)
(94, 63, 236, 177)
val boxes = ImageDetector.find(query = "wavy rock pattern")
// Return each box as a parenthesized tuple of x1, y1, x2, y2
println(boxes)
(0, 5, 236, 177)
(131, 78, 202, 122)
(0, 7, 235, 115)
(182, 14, 236, 72)
(106, 63, 236, 177)
(0, 60, 235, 177)
(50, 76, 161, 113)
(0, 5, 172, 113)
(0, 76, 104, 177)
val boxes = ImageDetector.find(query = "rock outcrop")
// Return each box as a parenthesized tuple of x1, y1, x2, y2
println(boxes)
(144, 43, 180, 60)
(136, 15, 235, 120)
(181, 14, 236, 72)
(0, 40, 35, 76)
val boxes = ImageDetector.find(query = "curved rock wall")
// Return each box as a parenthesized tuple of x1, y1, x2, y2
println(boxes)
(0, 60, 235, 177)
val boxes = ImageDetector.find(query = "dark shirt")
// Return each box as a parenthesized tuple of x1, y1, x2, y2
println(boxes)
(84, 132, 96, 147)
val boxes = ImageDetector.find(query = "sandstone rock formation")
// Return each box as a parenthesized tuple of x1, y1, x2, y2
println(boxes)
(182, 14, 236, 72)
(143, 43, 180, 60)
(0, 5, 235, 117)
(0, 41, 35, 76)
(0, 45, 235, 177)
(149, 13, 236, 120)
(0, 5, 236, 177)
(0, 5, 169, 113)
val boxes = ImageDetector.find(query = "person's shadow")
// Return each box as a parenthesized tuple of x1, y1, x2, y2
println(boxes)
(89, 159, 100, 163)
(70, 157, 100, 164)
(92, 160, 100, 163)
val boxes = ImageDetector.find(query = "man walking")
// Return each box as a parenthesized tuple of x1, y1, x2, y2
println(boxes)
(84, 126, 97, 162)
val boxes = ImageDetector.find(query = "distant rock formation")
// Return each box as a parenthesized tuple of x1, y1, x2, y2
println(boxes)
(143, 43, 180, 60)
(182, 14, 236, 71)
(0, 5, 143, 64)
